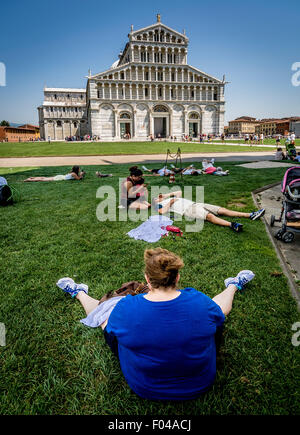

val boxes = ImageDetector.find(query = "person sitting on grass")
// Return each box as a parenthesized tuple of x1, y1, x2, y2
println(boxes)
(24, 166, 85, 182)
(120, 166, 150, 210)
(294, 152, 300, 163)
(274, 148, 286, 161)
(152, 190, 265, 233)
(59, 247, 255, 401)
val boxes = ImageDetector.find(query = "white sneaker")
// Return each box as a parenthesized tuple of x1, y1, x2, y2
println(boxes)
(57, 277, 89, 298)
(224, 270, 255, 291)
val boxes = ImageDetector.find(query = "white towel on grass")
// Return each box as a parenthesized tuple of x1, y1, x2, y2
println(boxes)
(127, 215, 173, 243)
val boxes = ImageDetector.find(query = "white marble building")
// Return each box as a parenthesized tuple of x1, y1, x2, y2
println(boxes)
(38, 16, 226, 140)
(38, 88, 88, 140)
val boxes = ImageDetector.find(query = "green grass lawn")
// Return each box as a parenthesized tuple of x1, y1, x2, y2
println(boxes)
(0, 141, 277, 158)
(0, 162, 299, 415)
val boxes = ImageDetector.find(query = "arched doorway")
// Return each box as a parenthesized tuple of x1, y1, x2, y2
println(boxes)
(188, 112, 200, 138)
(119, 112, 132, 138)
(153, 105, 169, 138)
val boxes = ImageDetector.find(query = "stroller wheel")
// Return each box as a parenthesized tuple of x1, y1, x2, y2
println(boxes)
(275, 229, 284, 240)
(270, 215, 275, 227)
(282, 232, 294, 243)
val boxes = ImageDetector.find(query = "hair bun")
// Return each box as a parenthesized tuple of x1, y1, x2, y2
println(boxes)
(144, 248, 184, 289)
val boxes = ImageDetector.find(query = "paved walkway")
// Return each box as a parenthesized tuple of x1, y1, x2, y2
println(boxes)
(237, 161, 296, 169)
(0, 151, 277, 168)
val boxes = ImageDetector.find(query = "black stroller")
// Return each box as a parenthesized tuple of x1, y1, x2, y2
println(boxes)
(271, 166, 300, 243)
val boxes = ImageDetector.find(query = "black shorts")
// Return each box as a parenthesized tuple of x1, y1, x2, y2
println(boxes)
(120, 197, 137, 208)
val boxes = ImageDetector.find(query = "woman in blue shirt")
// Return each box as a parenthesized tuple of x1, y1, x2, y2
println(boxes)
(64, 248, 254, 401)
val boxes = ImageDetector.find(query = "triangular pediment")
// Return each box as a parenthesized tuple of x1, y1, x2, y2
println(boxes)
(89, 63, 223, 83)
(131, 22, 188, 43)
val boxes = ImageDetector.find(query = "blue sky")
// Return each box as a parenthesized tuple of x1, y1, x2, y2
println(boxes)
(0, 0, 299, 125)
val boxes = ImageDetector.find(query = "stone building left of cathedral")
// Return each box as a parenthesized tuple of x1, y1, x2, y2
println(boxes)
(38, 15, 226, 141)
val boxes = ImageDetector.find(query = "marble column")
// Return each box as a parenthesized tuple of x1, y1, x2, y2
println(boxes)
(169, 109, 173, 137)
(132, 110, 136, 138)
(114, 110, 118, 138)
(184, 110, 188, 135)
(149, 112, 153, 136)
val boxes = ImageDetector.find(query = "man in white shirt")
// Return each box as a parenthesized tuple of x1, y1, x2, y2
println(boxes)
(260, 133, 264, 144)
(152, 191, 265, 233)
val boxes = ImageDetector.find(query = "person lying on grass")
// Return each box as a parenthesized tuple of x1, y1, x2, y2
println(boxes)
(152, 190, 265, 233)
(24, 166, 85, 182)
(202, 159, 229, 176)
(96, 171, 113, 178)
(142, 165, 173, 176)
(142, 164, 202, 176)
(59, 247, 255, 401)
(120, 166, 151, 210)
(142, 163, 229, 177)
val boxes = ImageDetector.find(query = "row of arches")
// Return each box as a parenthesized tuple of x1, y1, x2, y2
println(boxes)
(134, 30, 184, 44)
(97, 102, 219, 114)
(101, 67, 218, 84)
(93, 103, 220, 139)
(97, 83, 219, 103)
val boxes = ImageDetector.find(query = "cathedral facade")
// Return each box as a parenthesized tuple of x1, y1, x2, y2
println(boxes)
(38, 16, 226, 140)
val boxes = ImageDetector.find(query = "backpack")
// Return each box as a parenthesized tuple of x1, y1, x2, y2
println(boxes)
(0, 177, 14, 206)
(98, 281, 149, 304)
(0, 184, 13, 206)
